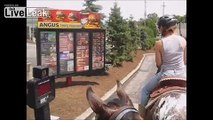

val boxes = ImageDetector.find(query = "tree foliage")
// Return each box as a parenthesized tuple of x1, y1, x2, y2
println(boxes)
(81, 0, 102, 13)
(106, 7, 160, 65)
(106, 3, 126, 66)
(137, 13, 159, 50)
(106, 3, 140, 66)
(126, 15, 141, 60)
(174, 15, 186, 23)
(145, 13, 159, 37)
(139, 26, 156, 50)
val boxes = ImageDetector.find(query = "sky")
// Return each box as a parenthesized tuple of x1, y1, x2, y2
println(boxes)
(27, 0, 186, 21)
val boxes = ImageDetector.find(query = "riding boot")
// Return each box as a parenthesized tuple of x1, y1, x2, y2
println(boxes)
(138, 104, 146, 118)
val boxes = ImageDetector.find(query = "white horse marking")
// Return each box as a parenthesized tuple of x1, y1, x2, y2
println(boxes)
(154, 92, 186, 120)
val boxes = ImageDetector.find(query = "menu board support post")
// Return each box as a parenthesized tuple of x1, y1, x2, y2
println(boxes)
(66, 76, 73, 86)
(34, 104, 51, 120)
(27, 66, 56, 120)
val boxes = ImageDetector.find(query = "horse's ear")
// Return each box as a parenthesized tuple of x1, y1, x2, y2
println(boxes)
(116, 80, 134, 107)
(86, 86, 104, 113)
(86, 87, 116, 115)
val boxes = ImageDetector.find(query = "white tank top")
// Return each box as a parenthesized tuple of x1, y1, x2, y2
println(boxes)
(161, 34, 186, 70)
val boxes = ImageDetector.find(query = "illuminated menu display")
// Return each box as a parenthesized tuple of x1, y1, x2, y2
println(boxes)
(37, 81, 51, 97)
(59, 32, 74, 74)
(40, 31, 57, 75)
(76, 32, 89, 72)
(92, 32, 105, 70)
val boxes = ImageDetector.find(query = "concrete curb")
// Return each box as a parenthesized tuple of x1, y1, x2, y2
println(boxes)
(74, 53, 154, 120)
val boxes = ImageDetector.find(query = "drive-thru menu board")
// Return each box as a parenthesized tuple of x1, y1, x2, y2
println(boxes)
(40, 31, 57, 75)
(59, 32, 74, 74)
(36, 9, 106, 77)
(92, 32, 105, 70)
(76, 32, 89, 72)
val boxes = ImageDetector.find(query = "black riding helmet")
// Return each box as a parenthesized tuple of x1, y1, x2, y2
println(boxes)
(157, 15, 178, 29)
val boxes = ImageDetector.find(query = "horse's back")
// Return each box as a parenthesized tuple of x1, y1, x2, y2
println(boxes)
(149, 91, 186, 120)
(146, 77, 186, 120)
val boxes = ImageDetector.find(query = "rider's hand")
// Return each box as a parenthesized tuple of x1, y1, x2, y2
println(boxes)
(156, 67, 161, 74)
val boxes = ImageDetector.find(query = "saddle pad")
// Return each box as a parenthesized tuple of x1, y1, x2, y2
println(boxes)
(150, 86, 186, 98)
(160, 77, 186, 82)
(145, 89, 185, 109)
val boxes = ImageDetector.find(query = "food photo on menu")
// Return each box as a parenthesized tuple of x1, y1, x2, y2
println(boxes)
(92, 32, 105, 70)
(67, 60, 74, 72)
(76, 32, 89, 72)
(40, 31, 57, 75)
(59, 32, 74, 73)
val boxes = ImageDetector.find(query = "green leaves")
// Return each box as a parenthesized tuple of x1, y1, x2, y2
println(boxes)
(174, 15, 186, 23)
(105, 3, 141, 66)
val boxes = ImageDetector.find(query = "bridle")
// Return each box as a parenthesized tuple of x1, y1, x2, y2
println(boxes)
(109, 106, 139, 120)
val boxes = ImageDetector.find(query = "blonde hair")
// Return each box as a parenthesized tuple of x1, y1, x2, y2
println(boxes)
(161, 24, 177, 36)
(166, 25, 177, 32)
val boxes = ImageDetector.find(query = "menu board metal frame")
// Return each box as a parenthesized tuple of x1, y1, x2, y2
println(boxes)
(36, 29, 106, 78)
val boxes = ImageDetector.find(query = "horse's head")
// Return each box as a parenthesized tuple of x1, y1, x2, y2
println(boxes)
(86, 80, 143, 120)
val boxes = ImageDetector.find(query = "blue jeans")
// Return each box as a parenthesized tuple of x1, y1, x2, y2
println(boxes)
(140, 67, 186, 107)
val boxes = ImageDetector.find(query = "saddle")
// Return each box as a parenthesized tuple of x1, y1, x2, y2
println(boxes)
(145, 77, 186, 109)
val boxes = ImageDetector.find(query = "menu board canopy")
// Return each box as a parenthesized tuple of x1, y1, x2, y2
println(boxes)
(38, 10, 101, 29)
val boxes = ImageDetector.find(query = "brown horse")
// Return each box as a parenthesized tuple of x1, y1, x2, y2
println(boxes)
(86, 80, 143, 120)
(144, 77, 186, 120)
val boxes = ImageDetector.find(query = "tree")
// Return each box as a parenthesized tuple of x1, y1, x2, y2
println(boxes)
(106, 2, 130, 66)
(174, 15, 186, 23)
(147, 13, 158, 19)
(138, 18, 146, 26)
(127, 15, 140, 59)
(138, 13, 158, 50)
(139, 26, 156, 50)
(139, 27, 147, 50)
(145, 13, 159, 37)
(81, 0, 102, 13)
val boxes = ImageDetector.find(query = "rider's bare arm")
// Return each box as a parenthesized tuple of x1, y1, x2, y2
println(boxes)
(155, 40, 163, 69)
(184, 46, 186, 65)
(181, 38, 187, 65)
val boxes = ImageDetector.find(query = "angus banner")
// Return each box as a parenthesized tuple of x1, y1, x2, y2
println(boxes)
(38, 10, 101, 29)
